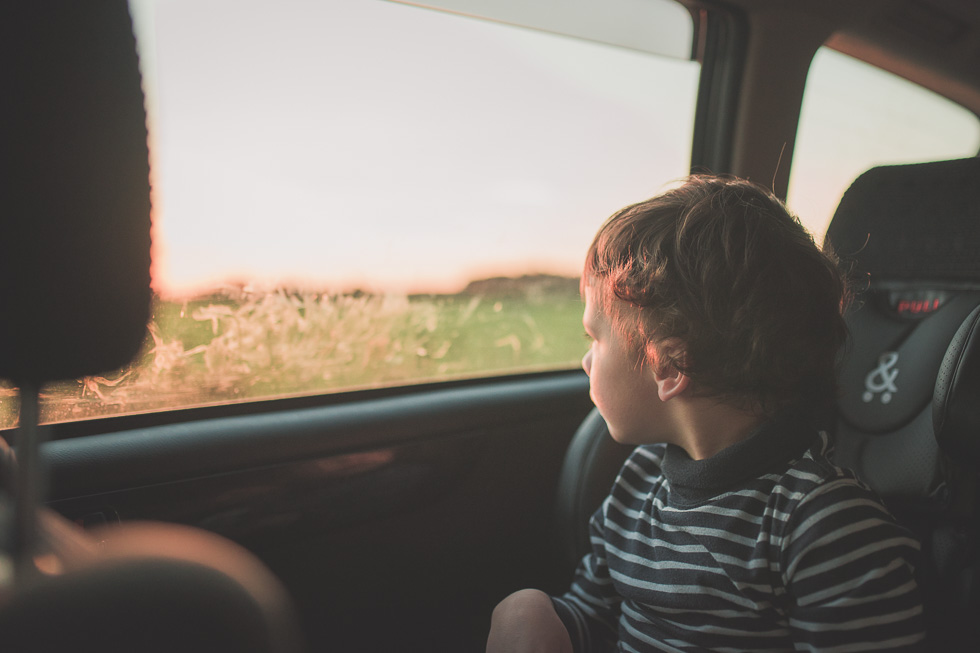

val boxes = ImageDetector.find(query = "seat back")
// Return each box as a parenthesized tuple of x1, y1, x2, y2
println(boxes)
(555, 159, 980, 650)
(0, 514, 304, 653)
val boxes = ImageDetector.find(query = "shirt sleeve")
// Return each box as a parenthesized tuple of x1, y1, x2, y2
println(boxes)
(781, 477, 926, 652)
(551, 498, 621, 653)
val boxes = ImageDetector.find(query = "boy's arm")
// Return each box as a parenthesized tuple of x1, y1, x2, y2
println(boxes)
(783, 479, 926, 652)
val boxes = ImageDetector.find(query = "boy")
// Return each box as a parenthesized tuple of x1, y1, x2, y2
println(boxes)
(486, 176, 924, 652)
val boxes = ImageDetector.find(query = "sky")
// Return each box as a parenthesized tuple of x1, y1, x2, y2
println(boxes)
(132, 0, 980, 298)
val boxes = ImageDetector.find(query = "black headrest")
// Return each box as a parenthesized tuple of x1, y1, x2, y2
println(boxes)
(0, 1, 152, 384)
(826, 157, 980, 281)
(934, 304, 980, 464)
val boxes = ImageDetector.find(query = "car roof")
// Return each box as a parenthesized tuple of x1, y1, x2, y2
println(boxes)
(706, 0, 980, 113)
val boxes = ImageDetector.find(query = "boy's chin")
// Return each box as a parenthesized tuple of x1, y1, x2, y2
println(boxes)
(606, 422, 670, 446)
(598, 411, 661, 445)
(607, 427, 650, 446)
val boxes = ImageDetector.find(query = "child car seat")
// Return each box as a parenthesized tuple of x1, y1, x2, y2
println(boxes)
(825, 157, 980, 650)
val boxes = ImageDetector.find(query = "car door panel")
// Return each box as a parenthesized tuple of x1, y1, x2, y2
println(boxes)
(43, 372, 593, 651)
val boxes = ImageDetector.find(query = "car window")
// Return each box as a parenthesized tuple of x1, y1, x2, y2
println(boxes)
(788, 46, 980, 242)
(0, 0, 698, 427)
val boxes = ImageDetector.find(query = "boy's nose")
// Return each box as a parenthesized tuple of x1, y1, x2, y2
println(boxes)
(582, 349, 592, 376)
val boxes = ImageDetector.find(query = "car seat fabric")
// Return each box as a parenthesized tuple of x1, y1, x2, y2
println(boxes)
(826, 158, 980, 282)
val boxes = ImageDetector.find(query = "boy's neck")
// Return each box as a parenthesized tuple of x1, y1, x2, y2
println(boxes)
(668, 396, 767, 460)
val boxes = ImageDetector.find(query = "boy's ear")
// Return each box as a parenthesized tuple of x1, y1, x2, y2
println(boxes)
(646, 339, 689, 402)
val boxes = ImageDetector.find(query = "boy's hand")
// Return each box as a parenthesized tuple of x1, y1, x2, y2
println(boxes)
(487, 589, 574, 653)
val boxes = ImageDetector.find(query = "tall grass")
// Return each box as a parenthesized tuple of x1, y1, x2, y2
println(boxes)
(0, 279, 585, 427)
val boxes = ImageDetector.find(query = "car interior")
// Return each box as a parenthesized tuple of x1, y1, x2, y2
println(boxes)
(2, 0, 979, 652)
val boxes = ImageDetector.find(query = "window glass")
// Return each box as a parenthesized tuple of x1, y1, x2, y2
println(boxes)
(788, 46, 980, 242)
(0, 0, 698, 426)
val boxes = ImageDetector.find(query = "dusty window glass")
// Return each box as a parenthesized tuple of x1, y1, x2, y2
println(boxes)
(0, 0, 698, 426)
(788, 46, 980, 242)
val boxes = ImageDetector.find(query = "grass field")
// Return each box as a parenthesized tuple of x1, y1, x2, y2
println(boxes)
(0, 276, 586, 427)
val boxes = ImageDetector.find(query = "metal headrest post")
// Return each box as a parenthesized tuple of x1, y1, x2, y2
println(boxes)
(11, 383, 42, 585)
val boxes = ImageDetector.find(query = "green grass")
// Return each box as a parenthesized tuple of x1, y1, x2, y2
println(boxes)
(0, 279, 586, 427)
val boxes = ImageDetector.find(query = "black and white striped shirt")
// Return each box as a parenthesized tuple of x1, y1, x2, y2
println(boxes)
(552, 417, 925, 652)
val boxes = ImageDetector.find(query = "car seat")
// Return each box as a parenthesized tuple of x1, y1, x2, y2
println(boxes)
(0, 3, 304, 651)
(555, 157, 980, 650)
(825, 157, 980, 650)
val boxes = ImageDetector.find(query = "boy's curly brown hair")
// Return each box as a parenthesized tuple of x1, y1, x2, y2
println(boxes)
(583, 175, 850, 417)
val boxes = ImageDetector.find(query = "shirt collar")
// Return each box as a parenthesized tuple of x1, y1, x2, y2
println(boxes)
(661, 414, 818, 505)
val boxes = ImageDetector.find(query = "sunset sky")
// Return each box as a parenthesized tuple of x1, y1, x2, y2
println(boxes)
(132, 0, 980, 298)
